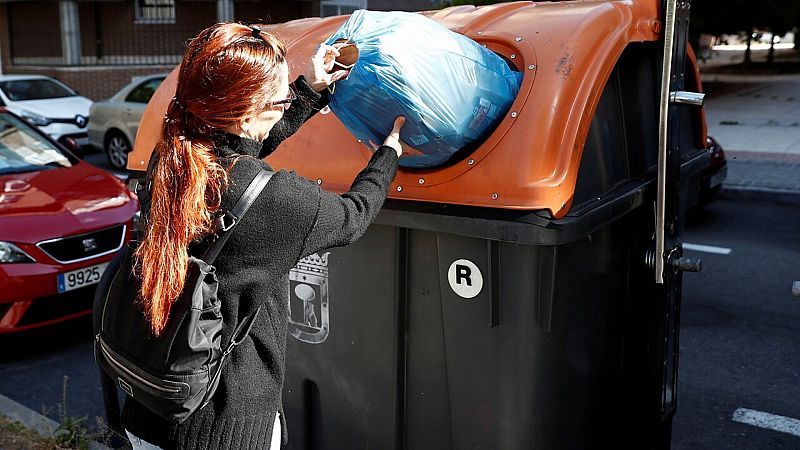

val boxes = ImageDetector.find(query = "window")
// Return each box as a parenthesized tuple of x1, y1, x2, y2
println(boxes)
(320, 0, 367, 17)
(0, 113, 73, 175)
(0, 79, 76, 101)
(135, 0, 175, 24)
(125, 78, 165, 104)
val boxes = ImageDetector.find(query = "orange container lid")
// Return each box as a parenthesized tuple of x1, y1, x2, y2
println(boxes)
(129, 0, 663, 218)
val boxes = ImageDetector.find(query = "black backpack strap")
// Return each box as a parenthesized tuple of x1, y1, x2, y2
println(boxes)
(200, 169, 274, 389)
(200, 169, 274, 265)
(208, 291, 265, 391)
(133, 150, 159, 206)
(225, 304, 263, 354)
(133, 150, 160, 241)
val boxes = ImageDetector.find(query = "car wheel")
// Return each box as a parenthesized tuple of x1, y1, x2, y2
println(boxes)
(105, 132, 131, 171)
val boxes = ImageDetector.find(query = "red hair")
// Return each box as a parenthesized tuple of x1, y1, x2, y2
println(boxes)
(135, 23, 286, 336)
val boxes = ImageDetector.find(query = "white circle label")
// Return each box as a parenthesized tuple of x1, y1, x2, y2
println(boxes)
(447, 259, 483, 299)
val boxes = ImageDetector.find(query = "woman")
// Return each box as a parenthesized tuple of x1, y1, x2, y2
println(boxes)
(123, 22, 405, 449)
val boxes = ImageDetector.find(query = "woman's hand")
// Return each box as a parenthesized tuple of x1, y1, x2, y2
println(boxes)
(370, 117, 406, 158)
(305, 44, 350, 92)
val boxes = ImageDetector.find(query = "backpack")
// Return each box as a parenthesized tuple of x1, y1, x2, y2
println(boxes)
(94, 167, 273, 424)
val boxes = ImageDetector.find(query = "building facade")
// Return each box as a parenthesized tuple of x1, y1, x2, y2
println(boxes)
(0, 0, 437, 99)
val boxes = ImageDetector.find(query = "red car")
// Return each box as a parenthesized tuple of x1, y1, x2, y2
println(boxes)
(697, 135, 728, 206)
(0, 108, 138, 333)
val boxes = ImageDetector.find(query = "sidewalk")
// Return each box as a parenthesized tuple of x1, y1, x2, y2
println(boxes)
(699, 47, 800, 196)
(724, 155, 800, 195)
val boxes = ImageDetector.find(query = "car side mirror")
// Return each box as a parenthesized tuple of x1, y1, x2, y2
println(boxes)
(60, 137, 84, 159)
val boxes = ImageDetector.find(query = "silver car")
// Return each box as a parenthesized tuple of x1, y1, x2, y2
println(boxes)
(0, 75, 93, 146)
(88, 74, 166, 170)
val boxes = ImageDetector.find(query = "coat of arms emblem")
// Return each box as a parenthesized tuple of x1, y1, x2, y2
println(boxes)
(288, 252, 330, 344)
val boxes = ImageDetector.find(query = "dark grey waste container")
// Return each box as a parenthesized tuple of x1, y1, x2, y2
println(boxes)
(280, 2, 707, 449)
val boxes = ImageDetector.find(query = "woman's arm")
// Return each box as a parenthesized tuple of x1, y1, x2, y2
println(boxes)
(298, 116, 404, 256)
(298, 145, 399, 258)
(260, 45, 349, 157)
(258, 76, 328, 158)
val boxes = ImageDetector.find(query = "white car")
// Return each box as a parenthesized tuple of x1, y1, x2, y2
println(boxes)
(88, 74, 166, 170)
(0, 75, 93, 147)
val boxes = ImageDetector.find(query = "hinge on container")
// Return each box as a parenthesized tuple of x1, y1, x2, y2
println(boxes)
(644, 246, 702, 273)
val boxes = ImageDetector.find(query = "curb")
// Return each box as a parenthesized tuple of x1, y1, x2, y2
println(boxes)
(721, 185, 800, 206)
(0, 392, 114, 450)
(0, 393, 59, 437)
(701, 73, 800, 83)
(727, 151, 800, 164)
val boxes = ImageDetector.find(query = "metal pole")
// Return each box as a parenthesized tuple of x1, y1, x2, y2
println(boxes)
(655, 0, 678, 284)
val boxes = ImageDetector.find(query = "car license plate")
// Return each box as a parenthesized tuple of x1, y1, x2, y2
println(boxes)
(57, 262, 108, 293)
(75, 137, 90, 146)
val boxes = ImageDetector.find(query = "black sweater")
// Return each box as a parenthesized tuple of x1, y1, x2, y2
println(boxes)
(121, 77, 399, 449)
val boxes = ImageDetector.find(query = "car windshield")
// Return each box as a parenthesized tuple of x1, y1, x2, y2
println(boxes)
(0, 113, 73, 174)
(0, 79, 77, 101)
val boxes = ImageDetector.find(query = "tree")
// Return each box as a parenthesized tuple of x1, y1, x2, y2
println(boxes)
(690, 0, 758, 63)
(758, 1, 800, 64)
(691, 0, 800, 65)
(440, 0, 799, 65)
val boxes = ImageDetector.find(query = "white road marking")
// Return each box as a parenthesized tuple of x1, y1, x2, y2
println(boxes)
(683, 243, 732, 255)
(732, 407, 800, 437)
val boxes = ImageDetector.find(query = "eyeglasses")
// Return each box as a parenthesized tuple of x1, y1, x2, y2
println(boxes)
(268, 85, 297, 112)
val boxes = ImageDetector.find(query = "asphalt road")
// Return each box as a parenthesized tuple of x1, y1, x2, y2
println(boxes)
(0, 316, 105, 428)
(672, 192, 800, 450)
(82, 148, 130, 181)
(0, 182, 798, 448)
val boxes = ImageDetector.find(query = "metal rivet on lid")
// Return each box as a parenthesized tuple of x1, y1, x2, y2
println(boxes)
(510, 54, 517, 59)
(515, 37, 522, 42)
(511, 111, 518, 118)
(467, 159, 475, 165)
(492, 193, 499, 200)
(317, 179, 322, 185)
(396, 186, 403, 192)
(528, 64, 536, 70)
(477, 31, 483, 35)
(418, 178, 425, 185)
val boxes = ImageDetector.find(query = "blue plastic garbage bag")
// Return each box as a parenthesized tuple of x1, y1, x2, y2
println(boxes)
(324, 10, 523, 169)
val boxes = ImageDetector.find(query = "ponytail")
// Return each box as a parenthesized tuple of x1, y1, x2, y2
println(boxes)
(134, 22, 287, 336)
(134, 101, 228, 336)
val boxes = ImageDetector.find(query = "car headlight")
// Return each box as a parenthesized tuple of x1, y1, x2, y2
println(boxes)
(0, 241, 36, 263)
(20, 111, 51, 127)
